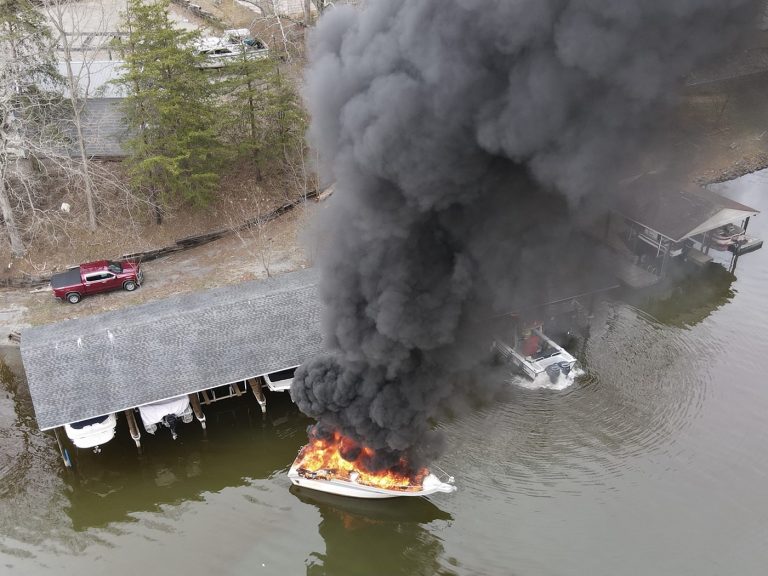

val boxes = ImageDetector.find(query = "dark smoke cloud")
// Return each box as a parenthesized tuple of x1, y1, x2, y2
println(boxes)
(291, 0, 760, 470)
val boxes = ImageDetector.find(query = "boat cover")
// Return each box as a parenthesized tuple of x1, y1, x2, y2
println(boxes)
(138, 396, 190, 427)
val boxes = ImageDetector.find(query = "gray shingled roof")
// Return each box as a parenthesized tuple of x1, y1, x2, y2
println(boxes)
(21, 268, 322, 430)
(78, 98, 126, 158)
(616, 175, 759, 242)
(55, 61, 128, 158)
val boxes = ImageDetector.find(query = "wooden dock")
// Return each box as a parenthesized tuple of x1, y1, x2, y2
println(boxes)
(614, 259, 661, 289)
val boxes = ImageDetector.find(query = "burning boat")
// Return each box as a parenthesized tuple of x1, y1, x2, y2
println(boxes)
(494, 322, 584, 390)
(287, 432, 456, 499)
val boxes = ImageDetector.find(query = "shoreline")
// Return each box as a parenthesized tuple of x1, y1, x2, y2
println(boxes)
(1, 160, 766, 346)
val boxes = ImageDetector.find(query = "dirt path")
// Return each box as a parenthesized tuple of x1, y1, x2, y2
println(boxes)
(0, 203, 316, 341)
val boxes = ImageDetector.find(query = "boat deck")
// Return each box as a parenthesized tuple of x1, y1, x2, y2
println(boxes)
(685, 248, 713, 267)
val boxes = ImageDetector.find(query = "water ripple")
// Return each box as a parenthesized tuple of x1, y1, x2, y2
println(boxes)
(441, 302, 725, 498)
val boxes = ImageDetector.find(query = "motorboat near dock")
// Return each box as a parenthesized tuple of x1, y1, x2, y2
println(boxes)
(287, 447, 457, 499)
(64, 414, 118, 453)
(494, 322, 584, 389)
(138, 395, 196, 440)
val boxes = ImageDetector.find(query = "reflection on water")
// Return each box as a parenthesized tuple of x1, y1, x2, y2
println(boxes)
(0, 287, 744, 570)
(0, 347, 73, 560)
(441, 301, 722, 500)
(292, 487, 455, 576)
(65, 394, 310, 531)
(624, 263, 736, 328)
(1, 169, 767, 575)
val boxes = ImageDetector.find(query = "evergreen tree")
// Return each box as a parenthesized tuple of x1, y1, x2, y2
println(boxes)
(216, 52, 306, 180)
(0, 0, 64, 256)
(261, 62, 307, 167)
(116, 0, 223, 222)
(214, 53, 271, 179)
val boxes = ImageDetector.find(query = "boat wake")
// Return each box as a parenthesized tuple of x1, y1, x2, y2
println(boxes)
(507, 368, 583, 391)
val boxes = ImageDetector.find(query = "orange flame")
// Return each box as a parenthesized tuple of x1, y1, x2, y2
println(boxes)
(295, 431, 428, 491)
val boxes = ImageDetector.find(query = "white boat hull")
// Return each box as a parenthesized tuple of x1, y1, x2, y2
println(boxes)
(287, 462, 456, 499)
(64, 413, 117, 449)
(495, 328, 583, 391)
(512, 366, 585, 391)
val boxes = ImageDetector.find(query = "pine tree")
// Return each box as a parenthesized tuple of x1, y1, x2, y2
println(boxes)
(262, 63, 306, 166)
(116, 0, 223, 223)
(0, 0, 64, 257)
(215, 53, 271, 179)
(216, 52, 306, 180)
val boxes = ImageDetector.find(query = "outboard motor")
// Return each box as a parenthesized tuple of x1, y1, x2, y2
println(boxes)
(162, 413, 179, 440)
(559, 361, 572, 376)
(546, 363, 561, 383)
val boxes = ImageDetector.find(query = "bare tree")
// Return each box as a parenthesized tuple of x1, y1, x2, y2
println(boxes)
(244, 0, 307, 59)
(310, 0, 326, 17)
(229, 199, 275, 278)
(43, 0, 116, 232)
(269, 0, 294, 59)
(282, 134, 317, 206)
(0, 175, 24, 258)
(1, 0, 66, 257)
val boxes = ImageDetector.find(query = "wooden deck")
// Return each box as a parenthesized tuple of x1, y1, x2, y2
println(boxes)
(614, 259, 662, 289)
(685, 248, 713, 267)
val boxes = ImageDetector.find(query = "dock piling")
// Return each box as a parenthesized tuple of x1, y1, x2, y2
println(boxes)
(123, 409, 142, 451)
(189, 393, 207, 430)
(247, 378, 267, 414)
(54, 427, 72, 468)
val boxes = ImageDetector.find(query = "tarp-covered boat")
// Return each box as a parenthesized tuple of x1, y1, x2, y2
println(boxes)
(138, 395, 193, 440)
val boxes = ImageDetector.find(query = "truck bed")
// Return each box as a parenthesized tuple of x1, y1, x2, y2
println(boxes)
(50, 267, 81, 290)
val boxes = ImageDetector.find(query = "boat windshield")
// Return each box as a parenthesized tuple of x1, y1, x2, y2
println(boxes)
(69, 414, 110, 429)
(531, 342, 560, 361)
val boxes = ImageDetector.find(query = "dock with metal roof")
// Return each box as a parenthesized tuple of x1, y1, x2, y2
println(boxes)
(20, 267, 322, 432)
(616, 176, 760, 244)
(602, 174, 762, 283)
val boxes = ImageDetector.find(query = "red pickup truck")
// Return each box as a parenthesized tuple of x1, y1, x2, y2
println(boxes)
(51, 260, 143, 304)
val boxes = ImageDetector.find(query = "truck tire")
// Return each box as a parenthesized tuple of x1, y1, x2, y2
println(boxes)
(123, 280, 137, 291)
(66, 293, 81, 304)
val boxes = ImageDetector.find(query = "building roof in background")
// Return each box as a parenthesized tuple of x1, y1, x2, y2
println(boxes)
(56, 60, 127, 98)
(21, 268, 322, 430)
(43, 61, 128, 157)
(616, 174, 760, 242)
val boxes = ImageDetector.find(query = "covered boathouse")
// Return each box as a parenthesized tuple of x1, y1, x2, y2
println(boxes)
(20, 267, 322, 464)
(602, 175, 762, 286)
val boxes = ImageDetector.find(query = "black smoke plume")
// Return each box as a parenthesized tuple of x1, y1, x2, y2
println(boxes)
(291, 0, 761, 470)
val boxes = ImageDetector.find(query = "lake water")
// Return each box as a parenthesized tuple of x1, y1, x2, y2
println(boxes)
(1, 171, 767, 575)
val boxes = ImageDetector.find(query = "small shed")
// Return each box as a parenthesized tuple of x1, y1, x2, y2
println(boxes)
(20, 268, 322, 431)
